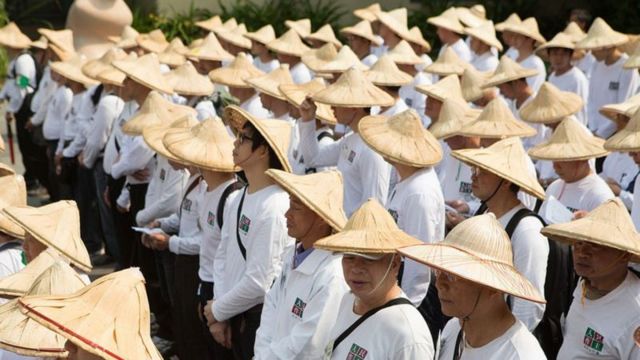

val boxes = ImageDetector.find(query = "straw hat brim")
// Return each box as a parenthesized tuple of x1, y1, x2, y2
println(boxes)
(244, 32, 273, 45)
(458, 120, 538, 139)
(541, 226, 640, 262)
(340, 27, 383, 46)
(576, 33, 629, 50)
(158, 52, 186, 67)
(424, 62, 467, 76)
(465, 27, 504, 51)
(142, 126, 187, 163)
(96, 68, 126, 87)
(218, 31, 252, 50)
(505, 25, 546, 45)
(164, 72, 214, 97)
(429, 109, 482, 140)
(528, 137, 609, 161)
(377, 13, 410, 38)
(314, 229, 422, 254)
(163, 124, 239, 173)
(0, 213, 25, 239)
(279, 84, 337, 125)
(483, 67, 539, 88)
(0, 251, 57, 299)
(427, 16, 465, 34)
(604, 129, 640, 152)
(365, 69, 413, 87)
(245, 76, 287, 100)
(312, 80, 394, 108)
(519, 92, 584, 124)
(112, 60, 173, 95)
(267, 39, 309, 57)
(51, 62, 99, 87)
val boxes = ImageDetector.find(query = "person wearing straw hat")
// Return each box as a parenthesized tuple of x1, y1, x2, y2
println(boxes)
(415, 74, 464, 126)
(164, 61, 217, 120)
(0, 172, 27, 280)
(297, 68, 394, 216)
(205, 106, 294, 359)
(398, 213, 546, 359)
(403, 27, 433, 73)
(427, 7, 472, 63)
(577, 18, 639, 139)
(218, 24, 253, 59)
(365, 55, 411, 118)
(340, 20, 382, 67)
(375, 8, 411, 56)
(253, 170, 348, 359)
(285, 18, 312, 38)
(315, 199, 434, 359)
(541, 199, 640, 359)
(465, 21, 502, 72)
(305, 24, 342, 50)
(495, 13, 522, 60)
(245, 64, 295, 122)
(504, 18, 547, 92)
(315, 45, 369, 84)
(244, 25, 280, 73)
(186, 33, 234, 77)
(267, 29, 312, 85)
(461, 66, 497, 108)
(424, 47, 468, 80)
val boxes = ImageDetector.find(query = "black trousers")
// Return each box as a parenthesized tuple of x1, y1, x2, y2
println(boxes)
(14, 111, 49, 191)
(230, 304, 263, 360)
(107, 175, 131, 268)
(75, 165, 103, 253)
(198, 281, 234, 360)
(173, 255, 208, 359)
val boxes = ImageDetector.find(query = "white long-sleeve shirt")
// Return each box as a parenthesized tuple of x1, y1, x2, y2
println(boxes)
(82, 94, 125, 168)
(136, 156, 188, 227)
(110, 128, 155, 183)
(438, 38, 472, 63)
(518, 53, 546, 93)
(240, 93, 271, 118)
(548, 67, 589, 126)
(471, 51, 499, 72)
(41, 86, 73, 140)
(290, 62, 313, 84)
(163, 175, 206, 256)
(31, 66, 54, 114)
(0, 53, 36, 113)
(57, 92, 86, 155)
(254, 58, 280, 73)
(103, 101, 139, 176)
(62, 85, 102, 158)
(400, 72, 431, 127)
(600, 151, 637, 211)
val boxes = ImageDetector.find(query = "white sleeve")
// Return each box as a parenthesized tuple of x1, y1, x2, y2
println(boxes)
(253, 267, 282, 358)
(168, 229, 202, 255)
(110, 137, 155, 179)
(83, 97, 123, 168)
(63, 120, 90, 158)
(116, 184, 130, 209)
(358, 147, 391, 207)
(298, 120, 342, 167)
(136, 169, 185, 226)
(213, 193, 238, 299)
(158, 213, 180, 234)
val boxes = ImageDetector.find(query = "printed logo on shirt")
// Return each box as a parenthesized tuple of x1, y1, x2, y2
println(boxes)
(608, 81, 620, 91)
(238, 214, 251, 234)
(347, 343, 368, 360)
(459, 182, 472, 194)
(159, 169, 166, 181)
(290, 297, 307, 318)
(182, 198, 192, 212)
(347, 150, 356, 163)
(405, 98, 413, 107)
(387, 209, 399, 223)
(583, 327, 604, 353)
(207, 211, 215, 227)
(566, 206, 578, 213)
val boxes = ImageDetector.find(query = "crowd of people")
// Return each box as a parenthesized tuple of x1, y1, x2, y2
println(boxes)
(0, 2, 638, 359)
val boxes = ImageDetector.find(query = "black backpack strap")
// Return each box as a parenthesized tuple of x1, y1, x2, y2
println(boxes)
(316, 130, 332, 142)
(235, 187, 248, 260)
(216, 181, 243, 230)
(505, 208, 545, 238)
(332, 297, 413, 351)
(474, 202, 488, 216)
(452, 329, 464, 360)
(0, 241, 21, 253)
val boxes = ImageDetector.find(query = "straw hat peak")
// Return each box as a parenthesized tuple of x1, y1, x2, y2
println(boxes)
(312, 67, 394, 108)
(519, 82, 583, 124)
(0, 22, 32, 49)
(279, 79, 337, 124)
(209, 52, 265, 88)
(483, 56, 538, 88)
(195, 15, 223, 32)
(377, 8, 410, 38)
(404, 26, 431, 52)
(51, 55, 99, 87)
(365, 54, 413, 86)
(267, 28, 311, 57)
(0, 174, 27, 239)
(576, 17, 628, 50)
(38, 28, 75, 57)
(245, 64, 294, 100)
(425, 46, 468, 76)
(307, 24, 342, 48)
(465, 20, 504, 51)
(244, 24, 276, 45)
(301, 43, 339, 72)
(604, 107, 640, 152)
(340, 20, 383, 47)
(461, 66, 492, 102)
(354, 3, 382, 22)
(285, 18, 312, 38)
(505, 17, 546, 44)
(536, 32, 576, 56)
(317, 45, 368, 73)
(112, 53, 173, 94)
(0, 249, 59, 298)
(82, 47, 127, 79)
(96, 52, 137, 87)
(429, 97, 481, 140)
(562, 22, 586, 43)
(415, 74, 464, 102)
(495, 13, 521, 32)
(142, 115, 199, 163)
(218, 23, 252, 50)
(427, 7, 465, 34)
(456, 7, 484, 28)
(136, 29, 169, 53)
(122, 91, 197, 136)
(460, 98, 537, 139)
(387, 40, 424, 65)
(528, 116, 609, 161)
(164, 61, 214, 96)
(187, 33, 234, 62)
(157, 38, 188, 67)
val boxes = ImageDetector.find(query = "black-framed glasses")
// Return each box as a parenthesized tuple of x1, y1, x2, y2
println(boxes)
(236, 132, 254, 145)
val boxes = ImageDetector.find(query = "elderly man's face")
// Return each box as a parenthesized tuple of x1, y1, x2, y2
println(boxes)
(572, 241, 630, 280)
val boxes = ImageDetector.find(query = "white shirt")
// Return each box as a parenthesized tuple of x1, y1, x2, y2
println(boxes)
(193, 98, 217, 120)
(548, 67, 589, 126)
(298, 121, 391, 216)
(110, 108, 156, 185)
(41, 86, 73, 140)
(632, 175, 640, 231)
(361, 54, 378, 68)
(240, 93, 271, 118)
(289, 120, 335, 175)
(439, 154, 478, 210)
(57, 92, 86, 154)
(327, 292, 434, 359)
(135, 156, 188, 227)
(254, 58, 280, 73)
(505, 47, 519, 60)
(471, 51, 499, 72)
(212, 185, 293, 321)
(254, 248, 348, 359)
(103, 101, 139, 175)
(31, 65, 55, 115)
(290, 62, 313, 84)
(0, 243, 24, 280)
(62, 86, 102, 158)
(416, 53, 434, 73)
(588, 54, 640, 139)
(387, 168, 444, 306)
(439, 38, 472, 63)
(558, 271, 640, 359)
(575, 51, 596, 79)
(541, 173, 615, 213)
(161, 175, 206, 256)
(600, 151, 637, 210)
(82, 94, 125, 168)
(400, 72, 431, 127)
(438, 318, 546, 359)
(518, 54, 546, 93)
(0, 53, 36, 113)
(371, 98, 409, 117)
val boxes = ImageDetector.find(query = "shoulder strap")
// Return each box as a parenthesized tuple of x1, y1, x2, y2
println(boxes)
(332, 297, 413, 351)
(474, 201, 488, 216)
(0, 241, 21, 253)
(452, 329, 464, 360)
(216, 181, 244, 230)
(316, 130, 332, 142)
(235, 187, 248, 260)
(505, 208, 545, 238)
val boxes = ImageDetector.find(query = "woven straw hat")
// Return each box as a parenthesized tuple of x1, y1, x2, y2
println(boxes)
(316, 45, 368, 74)
(245, 64, 294, 100)
(403, 27, 431, 52)
(562, 22, 587, 43)
(416, 74, 464, 102)
(605, 107, 640, 152)
(398, 213, 545, 303)
(195, 15, 223, 32)
(340, 21, 383, 46)
(20, 268, 163, 360)
(459, 98, 537, 139)
(223, 105, 293, 172)
(495, 13, 521, 32)
(456, 7, 484, 28)
(157, 38, 187, 67)
(51, 56, 99, 87)
(624, 46, 640, 69)
(427, 7, 465, 34)
(122, 91, 197, 136)
(244, 24, 276, 45)
(0, 173, 27, 239)
(186, 33, 234, 62)
(465, 20, 504, 51)
(429, 97, 481, 140)
(95, 52, 137, 87)
(387, 40, 424, 65)
(353, 3, 382, 22)
(163, 117, 239, 172)
(0, 22, 32, 49)
(82, 47, 127, 79)
(519, 82, 583, 124)
(0, 249, 59, 299)
(600, 94, 640, 122)
(108, 25, 139, 49)
(0, 261, 86, 358)
(536, 32, 575, 57)
(209, 52, 264, 88)
(278, 79, 337, 124)
(213, 18, 238, 35)
(425, 47, 468, 76)
(3, 201, 92, 273)
(452, 137, 545, 199)
(218, 24, 252, 50)
(377, 8, 410, 38)
(461, 67, 492, 102)
(38, 28, 75, 59)
(576, 17, 628, 50)
(315, 199, 422, 254)
(306, 24, 342, 48)
(542, 198, 640, 261)
(267, 29, 311, 58)
(112, 53, 173, 94)
(364, 55, 413, 87)
(29, 36, 48, 50)
(312, 67, 394, 108)
(136, 29, 169, 54)
(266, 169, 347, 231)
(483, 56, 538, 88)
(359, 109, 443, 167)
(504, 17, 546, 45)
(301, 43, 339, 73)
(285, 19, 312, 38)
(528, 116, 609, 161)
(142, 115, 199, 162)
(164, 61, 214, 96)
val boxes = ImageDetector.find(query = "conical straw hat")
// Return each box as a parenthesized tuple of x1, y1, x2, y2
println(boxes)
(562, 22, 586, 43)
(164, 61, 214, 96)
(223, 105, 293, 172)
(317, 45, 368, 74)
(465, 20, 504, 51)
(429, 97, 481, 140)
(427, 7, 465, 34)
(122, 91, 197, 136)
(267, 29, 311, 57)
(605, 107, 640, 152)
(0, 22, 32, 49)
(82, 47, 127, 79)
(519, 82, 583, 124)
(142, 115, 199, 163)
(38, 28, 75, 57)
(424, 47, 468, 76)
(163, 117, 239, 172)
(340, 21, 383, 46)
(157, 38, 187, 67)
(0, 173, 27, 239)
(135, 29, 169, 53)
(483, 56, 538, 88)
(456, 7, 484, 28)
(285, 19, 312, 38)
(536, 32, 575, 57)
(415, 74, 464, 102)
(542, 199, 640, 261)
(217, 24, 252, 50)
(461, 67, 492, 102)
(386, 40, 424, 65)
(19, 268, 163, 360)
(528, 116, 609, 161)
(353, 3, 382, 22)
(244, 24, 276, 45)
(245, 64, 294, 100)
(51, 56, 99, 87)
(398, 213, 545, 303)
(504, 17, 546, 44)
(359, 109, 443, 167)
(215, 18, 239, 34)
(576, 17, 628, 50)
(278, 79, 337, 124)
(186, 33, 234, 62)
(470, 5, 487, 19)
(458, 98, 537, 139)
(306, 24, 342, 48)
(0, 249, 59, 299)
(209, 52, 265, 88)
(452, 137, 545, 199)
(624, 45, 640, 69)
(29, 36, 48, 50)
(3, 201, 92, 273)
(312, 67, 394, 108)
(364, 55, 413, 86)
(0, 261, 86, 358)
(377, 8, 410, 38)
(495, 13, 521, 32)
(314, 199, 422, 254)
(112, 53, 173, 94)
(108, 25, 139, 49)
(301, 43, 339, 73)
(195, 15, 223, 32)
(403, 27, 432, 52)
(266, 169, 347, 231)
(95, 52, 137, 87)
(600, 94, 640, 122)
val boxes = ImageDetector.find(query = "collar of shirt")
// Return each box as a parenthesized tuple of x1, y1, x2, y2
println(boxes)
(293, 243, 314, 269)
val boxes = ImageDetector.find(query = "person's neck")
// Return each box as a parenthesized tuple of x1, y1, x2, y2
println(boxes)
(605, 49, 622, 66)
(354, 285, 401, 314)
(516, 47, 533, 61)
(133, 87, 151, 105)
(586, 267, 628, 297)
(386, 37, 400, 49)
(298, 227, 331, 251)
(463, 302, 516, 348)
(395, 163, 420, 181)
(554, 64, 572, 76)
(201, 170, 234, 191)
(515, 87, 533, 108)
(445, 36, 460, 46)
(271, 105, 289, 118)
(486, 190, 521, 219)
(244, 164, 275, 193)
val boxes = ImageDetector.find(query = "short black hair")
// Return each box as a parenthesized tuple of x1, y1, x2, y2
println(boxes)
(244, 122, 284, 170)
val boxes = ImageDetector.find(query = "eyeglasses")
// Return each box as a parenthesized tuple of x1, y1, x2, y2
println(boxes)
(236, 132, 254, 145)
(433, 269, 459, 282)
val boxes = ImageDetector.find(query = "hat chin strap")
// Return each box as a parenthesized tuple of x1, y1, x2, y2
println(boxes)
(359, 254, 397, 298)
(482, 178, 504, 206)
